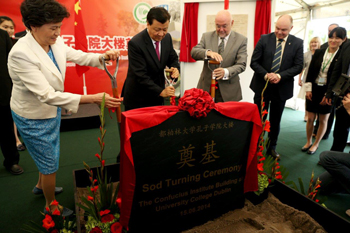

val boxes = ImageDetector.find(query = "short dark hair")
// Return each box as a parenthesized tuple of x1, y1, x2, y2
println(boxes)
(329, 27, 347, 40)
(147, 7, 170, 25)
(20, 0, 70, 30)
(0, 16, 15, 28)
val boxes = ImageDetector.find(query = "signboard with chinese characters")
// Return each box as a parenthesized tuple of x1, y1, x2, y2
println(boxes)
(127, 110, 252, 232)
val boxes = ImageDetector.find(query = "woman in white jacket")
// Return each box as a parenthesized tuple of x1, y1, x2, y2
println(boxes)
(8, 0, 121, 216)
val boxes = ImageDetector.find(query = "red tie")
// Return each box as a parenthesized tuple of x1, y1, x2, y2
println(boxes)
(155, 41, 160, 60)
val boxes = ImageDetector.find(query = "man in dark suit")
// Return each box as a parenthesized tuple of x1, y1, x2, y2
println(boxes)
(191, 10, 247, 102)
(0, 29, 23, 174)
(122, 7, 180, 110)
(250, 15, 303, 160)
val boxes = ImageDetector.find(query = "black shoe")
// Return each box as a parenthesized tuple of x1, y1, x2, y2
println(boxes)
(307, 147, 318, 155)
(6, 164, 24, 175)
(301, 145, 312, 152)
(322, 135, 329, 140)
(268, 149, 280, 160)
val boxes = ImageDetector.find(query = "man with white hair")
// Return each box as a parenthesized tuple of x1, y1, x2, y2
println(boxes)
(191, 10, 247, 102)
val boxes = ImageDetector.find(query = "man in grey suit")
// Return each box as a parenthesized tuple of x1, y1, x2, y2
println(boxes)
(191, 10, 247, 102)
(250, 15, 303, 160)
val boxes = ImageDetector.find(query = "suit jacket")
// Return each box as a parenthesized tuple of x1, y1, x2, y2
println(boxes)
(326, 40, 350, 98)
(250, 33, 303, 100)
(191, 31, 247, 101)
(305, 48, 340, 90)
(0, 29, 13, 106)
(8, 32, 103, 119)
(122, 29, 180, 109)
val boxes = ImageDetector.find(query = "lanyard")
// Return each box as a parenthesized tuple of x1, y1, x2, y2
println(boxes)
(321, 48, 336, 73)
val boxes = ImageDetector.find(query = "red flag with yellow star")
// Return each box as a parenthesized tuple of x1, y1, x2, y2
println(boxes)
(75, 0, 89, 77)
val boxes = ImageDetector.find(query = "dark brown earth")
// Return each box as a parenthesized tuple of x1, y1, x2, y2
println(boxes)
(183, 193, 326, 233)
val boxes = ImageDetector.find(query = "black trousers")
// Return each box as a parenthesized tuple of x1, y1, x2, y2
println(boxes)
(331, 106, 350, 152)
(0, 105, 20, 168)
(254, 94, 286, 150)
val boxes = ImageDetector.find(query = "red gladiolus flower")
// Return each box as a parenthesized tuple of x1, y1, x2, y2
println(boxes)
(316, 199, 319, 203)
(88, 196, 94, 201)
(262, 110, 268, 117)
(103, 142, 105, 146)
(116, 197, 121, 208)
(111, 222, 123, 233)
(93, 179, 97, 184)
(276, 171, 281, 175)
(263, 120, 270, 132)
(42, 214, 55, 230)
(259, 157, 266, 162)
(100, 209, 111, 216)
(101, 213, 115, 223)
(52, 209, 61, 216)
(50, 200, 59, 206)
(90, 227, 103, 233)
(275, 174, 283, 179)
(257, 163, 264, 171)
(95, 154, 100, 160)
(102, 160, 105, 166)
(98, 137, 101, 143)
(45, 207, 50, 213)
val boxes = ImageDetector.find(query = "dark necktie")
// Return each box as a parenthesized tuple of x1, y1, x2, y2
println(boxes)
(271, 39, 284, 73)
(218, 38, 225, 55)
(155, 41, 160, 60)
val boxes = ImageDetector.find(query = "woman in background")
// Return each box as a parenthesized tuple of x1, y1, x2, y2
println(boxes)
(8, 0, 122, 215)
(297, 37, 321, 122)
(302, 27, 347, 155)
(0, 16, 26, 151)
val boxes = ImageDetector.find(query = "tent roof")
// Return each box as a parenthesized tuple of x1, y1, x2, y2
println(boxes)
(275, 0, 349, 17)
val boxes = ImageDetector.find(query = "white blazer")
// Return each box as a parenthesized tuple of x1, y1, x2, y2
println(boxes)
(8, 32, 103, 119)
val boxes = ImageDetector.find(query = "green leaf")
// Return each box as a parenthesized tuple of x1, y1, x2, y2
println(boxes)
(298, 177, 305, 195)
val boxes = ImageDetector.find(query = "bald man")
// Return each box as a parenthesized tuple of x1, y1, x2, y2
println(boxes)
(250, 15, 303, 160)
(191, 10, 247, 102)
(320, 23, 339, 49)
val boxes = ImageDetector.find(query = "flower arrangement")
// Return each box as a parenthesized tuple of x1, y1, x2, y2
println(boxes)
(290, 171, 325, 205)
(255, 80, 290, 196)
(22, 200, 77, 233)
(76, 94, 124, 233)
(178, 88, 215, 118)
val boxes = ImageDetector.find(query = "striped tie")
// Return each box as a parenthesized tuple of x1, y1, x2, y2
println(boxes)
(271, 39, 284, 73)
(218, 38, 225, 55)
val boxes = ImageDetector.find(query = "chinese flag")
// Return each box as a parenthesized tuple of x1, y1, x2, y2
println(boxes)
(74, 0, 89, 77)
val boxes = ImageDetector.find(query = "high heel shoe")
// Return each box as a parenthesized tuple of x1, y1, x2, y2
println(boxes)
(301, 144, 312, 152)
(307, 147, 318, 155)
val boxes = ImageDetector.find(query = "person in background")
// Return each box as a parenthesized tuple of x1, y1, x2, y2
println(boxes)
(313, 23, 342, 140)
(320, 23, 339, 49)
(324, 30, 350, 152)
(250, 15, 303, 160)
(297, 37, 321, 122)
(0, 16, 26, 151)
(191, 10, 247, 102)
(317, 93, 350, 216)
(0, 28, 24, 175)
(302, 27, 346, 155)
(122, 7, 180, 110)
(8, 0, 121, 216)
